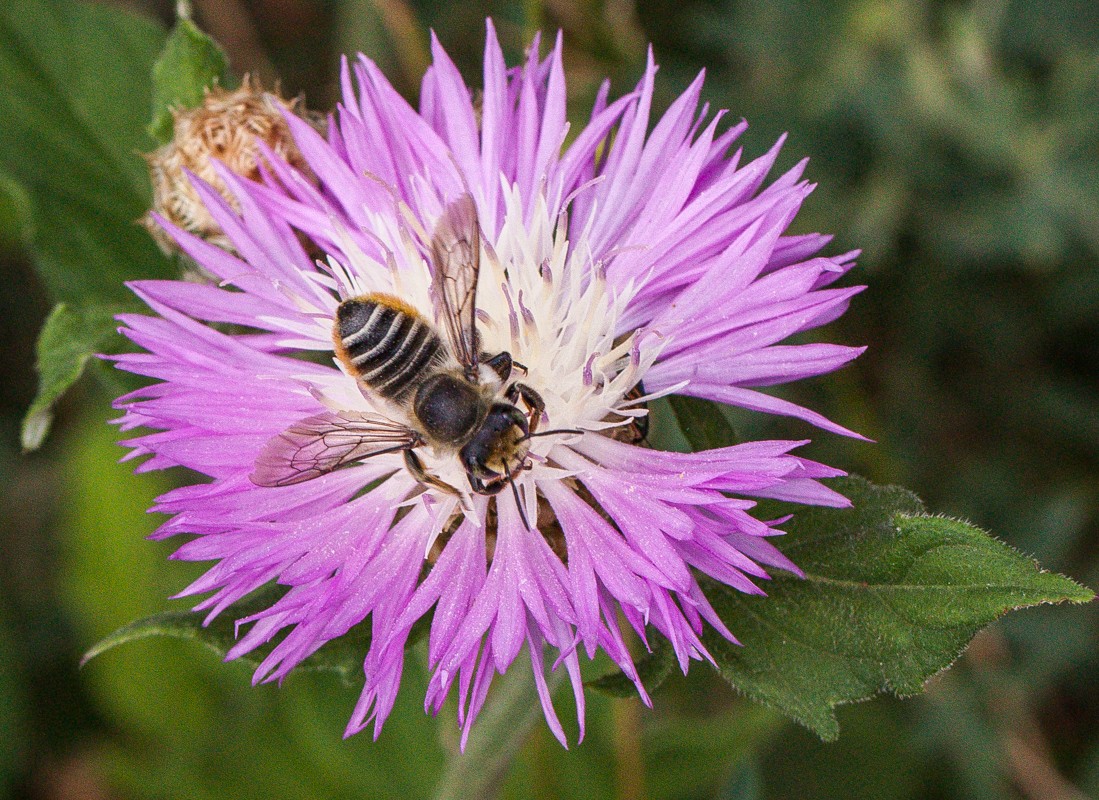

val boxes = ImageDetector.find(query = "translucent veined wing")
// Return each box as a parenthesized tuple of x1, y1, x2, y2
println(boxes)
(250, 410, 423, 487)
(430, 194, 481, 378)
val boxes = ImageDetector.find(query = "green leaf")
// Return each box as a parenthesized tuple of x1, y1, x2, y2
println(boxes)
(148, 18, 231, 145)
(703, 476, 1095, 740)
(1, 0, 176, 447)
(83, 589, 436, 686)
(588, 633, 676, 698)
(668, 395, 738, 450)
(22, 303, 122, 451)
(0, 0, 172, 307)
(0, 170, 31, 249)
(82, 587, 373, 685)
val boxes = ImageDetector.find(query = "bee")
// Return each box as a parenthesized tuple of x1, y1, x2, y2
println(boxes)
(250, 194, 555, 527)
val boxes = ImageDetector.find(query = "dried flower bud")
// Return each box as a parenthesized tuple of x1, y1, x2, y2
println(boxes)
(144, 76, 320, 254)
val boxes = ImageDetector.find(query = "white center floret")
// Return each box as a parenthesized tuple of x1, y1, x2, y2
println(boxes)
(306, 186, 665, 512)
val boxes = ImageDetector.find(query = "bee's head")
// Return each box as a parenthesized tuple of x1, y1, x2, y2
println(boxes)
(459, 402, 531, 494)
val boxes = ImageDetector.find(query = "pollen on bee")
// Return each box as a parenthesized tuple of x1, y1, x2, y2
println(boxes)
(357, 292, 424, 321)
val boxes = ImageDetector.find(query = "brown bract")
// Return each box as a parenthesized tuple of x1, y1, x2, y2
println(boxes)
(144, 76, 322, 256)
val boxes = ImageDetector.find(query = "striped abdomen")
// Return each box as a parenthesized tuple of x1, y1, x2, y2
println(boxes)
(333, 294, 444, 401)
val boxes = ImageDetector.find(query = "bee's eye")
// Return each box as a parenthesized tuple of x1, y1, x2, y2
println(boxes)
(461, 448, 478, 470)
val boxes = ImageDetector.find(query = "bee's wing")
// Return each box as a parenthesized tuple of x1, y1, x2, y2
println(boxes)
(430, 194, 481, 376)
(250, 410, 422, 487)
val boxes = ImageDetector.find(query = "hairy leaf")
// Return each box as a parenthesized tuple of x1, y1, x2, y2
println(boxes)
(703, 476, 1094, 740)
(22, 304, 121, 451)
(148, 18, 231, 144)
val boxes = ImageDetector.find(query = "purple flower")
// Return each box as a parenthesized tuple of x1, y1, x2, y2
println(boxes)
(114, 22, 864, 748)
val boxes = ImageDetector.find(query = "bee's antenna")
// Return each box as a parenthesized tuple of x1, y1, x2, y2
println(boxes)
(518, 427, 583, 443)
(508, 473, 532, 531)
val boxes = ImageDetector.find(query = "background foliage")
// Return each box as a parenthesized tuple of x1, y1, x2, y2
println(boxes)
(1, 0, 1097, 797)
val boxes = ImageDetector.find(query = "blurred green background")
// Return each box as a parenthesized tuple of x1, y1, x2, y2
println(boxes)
(2, 0, 1098, 797)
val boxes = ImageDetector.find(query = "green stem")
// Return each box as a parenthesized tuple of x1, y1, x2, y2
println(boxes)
(432, 659, 564, 800)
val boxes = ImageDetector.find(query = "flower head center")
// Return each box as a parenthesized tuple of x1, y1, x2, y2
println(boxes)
(319, 188, 656, 502)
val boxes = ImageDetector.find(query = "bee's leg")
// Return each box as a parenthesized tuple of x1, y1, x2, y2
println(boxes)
(404, 449, 462, 496)
(483, 351, 513, 382)
(506, 382, 546, 435)
(507, 474, 532, 531)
